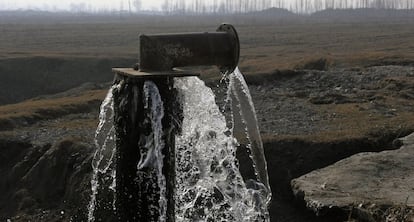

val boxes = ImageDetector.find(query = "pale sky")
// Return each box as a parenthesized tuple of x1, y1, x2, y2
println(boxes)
(0, 0, 166, 11)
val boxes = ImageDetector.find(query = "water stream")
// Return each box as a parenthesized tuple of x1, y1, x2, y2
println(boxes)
(142, 81, 168, 221)
(88, 84, 118, 222)
(227, 68, 271, 205)
(88, 68, 271, 221)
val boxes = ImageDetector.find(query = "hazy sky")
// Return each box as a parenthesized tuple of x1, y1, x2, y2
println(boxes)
(0, 0, 300, 11)
(0, 0, 167, 11)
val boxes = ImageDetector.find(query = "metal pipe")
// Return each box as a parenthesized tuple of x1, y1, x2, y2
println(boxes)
(139, 24, 239, 74)
(109, 24, 240, 221)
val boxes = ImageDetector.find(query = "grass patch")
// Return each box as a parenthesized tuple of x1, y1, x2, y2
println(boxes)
(0, 89, 106, 131)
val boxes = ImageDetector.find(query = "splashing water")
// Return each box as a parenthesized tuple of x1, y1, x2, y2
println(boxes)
(174, 73, 270, 221)
(88, 83, 119, 222)
(89, 68, 271, 221)
(142, 81, 167, 221)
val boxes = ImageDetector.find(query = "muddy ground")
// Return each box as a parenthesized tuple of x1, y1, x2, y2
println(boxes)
(0, 65, 413, 221)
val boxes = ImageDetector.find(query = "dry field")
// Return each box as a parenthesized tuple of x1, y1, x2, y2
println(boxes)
(1, 10, 414, 222)
(1, 12, 414, 70)
(1, 11, 414, 104)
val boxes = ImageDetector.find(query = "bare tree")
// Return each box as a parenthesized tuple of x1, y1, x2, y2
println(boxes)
(178, 0, 186, 13)
(162, 0, 169, 13)
(70, 3, 87, 13)
(132, 0, 141, 12)
(213, 0, 218, 13)
(153, 0, 414, 14)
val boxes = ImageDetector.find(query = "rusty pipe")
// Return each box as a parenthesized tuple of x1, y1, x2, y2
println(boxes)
(139, 24, 239, 74)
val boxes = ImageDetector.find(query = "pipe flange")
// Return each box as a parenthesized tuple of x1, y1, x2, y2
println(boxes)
(217, 23, 240, 74)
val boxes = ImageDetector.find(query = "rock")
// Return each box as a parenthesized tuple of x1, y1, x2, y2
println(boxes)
(291, 133, 414, 221)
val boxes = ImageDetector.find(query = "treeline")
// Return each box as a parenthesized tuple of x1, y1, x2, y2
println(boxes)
(153, 0, 414, 14)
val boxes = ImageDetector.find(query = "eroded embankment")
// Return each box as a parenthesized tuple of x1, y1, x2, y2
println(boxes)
(0, 57, 135, 105)
(0, 137, 93, 221)
(263, 130, 413, 221)
(0, 65, 413, 221)
(1, 127, 411, 222)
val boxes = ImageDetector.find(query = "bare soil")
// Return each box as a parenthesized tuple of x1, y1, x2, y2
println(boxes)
(1, 11, 414, 222)
(0, 65, 413, 221)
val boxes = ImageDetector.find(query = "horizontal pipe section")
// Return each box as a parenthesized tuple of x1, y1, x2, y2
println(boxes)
(139, 24, 239, 73)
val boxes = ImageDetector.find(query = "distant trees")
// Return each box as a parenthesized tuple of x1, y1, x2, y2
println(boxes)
(285, 0, 414, 13)
(159, 0, 273, 14)
(156, 0, 413, 14)
(1, 0, 413, 14)
(65, 0, 414, 14)
(69, 3, 87, 13)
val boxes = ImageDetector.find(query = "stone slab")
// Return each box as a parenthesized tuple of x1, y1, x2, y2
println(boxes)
(292, 133, 414, 221)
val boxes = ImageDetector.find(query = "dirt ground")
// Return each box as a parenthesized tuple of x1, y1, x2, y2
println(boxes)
(1, 10, 414, 222)
(0, 65, 413, 221)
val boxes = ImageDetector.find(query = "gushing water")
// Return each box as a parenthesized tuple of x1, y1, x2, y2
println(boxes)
(227, 68, 271, 205)
(174, 73, 270, 221)
(88, 83, 118, 222)
(89, 68, 271, 221)
(142, 81, 167, 221)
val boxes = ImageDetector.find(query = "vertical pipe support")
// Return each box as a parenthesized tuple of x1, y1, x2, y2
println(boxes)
(112, 75, 182, 222)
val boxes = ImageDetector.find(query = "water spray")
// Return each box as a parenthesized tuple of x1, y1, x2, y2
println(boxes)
(109, 24, 240, 222)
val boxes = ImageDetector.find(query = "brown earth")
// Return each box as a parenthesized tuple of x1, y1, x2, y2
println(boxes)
(0, 64, 413, 221)
(1, 10, 414, 222)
